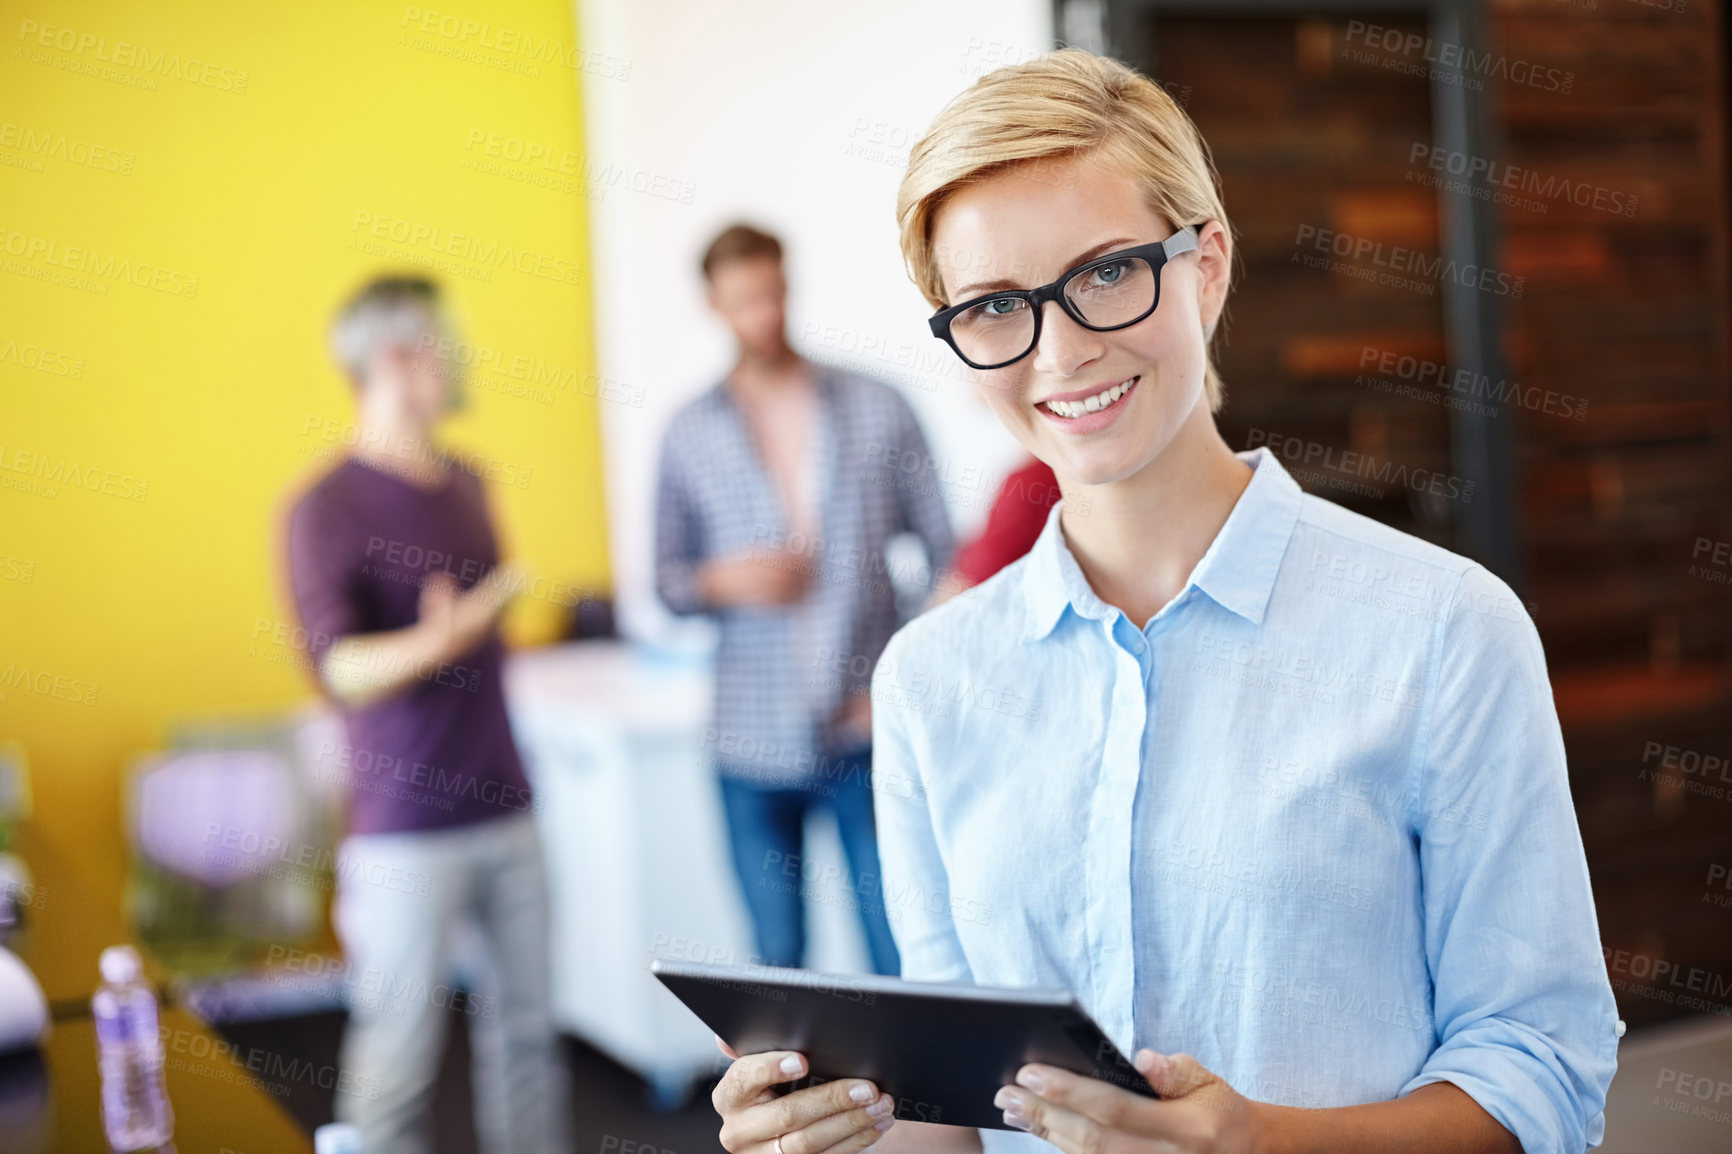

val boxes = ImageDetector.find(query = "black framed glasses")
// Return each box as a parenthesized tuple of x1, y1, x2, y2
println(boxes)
(927, 226, 1200, 370)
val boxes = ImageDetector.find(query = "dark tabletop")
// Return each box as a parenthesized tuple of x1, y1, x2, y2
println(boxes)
(1, 825, 311, 1152)
(0, 1006, 312, 1153)
(4, 824, 163, 1018)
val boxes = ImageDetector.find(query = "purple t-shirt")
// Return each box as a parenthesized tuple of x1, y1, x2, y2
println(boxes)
(285, 456, 533, 836)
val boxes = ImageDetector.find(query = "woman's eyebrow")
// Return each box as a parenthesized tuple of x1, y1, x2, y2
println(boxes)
(952, 236, 1140, 299)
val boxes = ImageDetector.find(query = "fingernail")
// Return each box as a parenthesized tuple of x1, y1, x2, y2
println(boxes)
(993, 1088, 1021, 1112)
(1015, 1068, 1047, 1094)
(1003, 1110, 1033, 1132)
(780, 1055, 803, 1075)
(850, 1083, 875, 1104)
(866, 1095, 893, 1116)
(873, 1116, 896, 1131)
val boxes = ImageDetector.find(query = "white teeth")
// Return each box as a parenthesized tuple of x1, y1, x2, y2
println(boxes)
(1044, 378, 1134, 419)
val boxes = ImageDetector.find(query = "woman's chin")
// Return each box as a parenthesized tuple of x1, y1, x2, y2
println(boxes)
(1048, 414, 1196, 491)
(1046, 449, 1141, 491)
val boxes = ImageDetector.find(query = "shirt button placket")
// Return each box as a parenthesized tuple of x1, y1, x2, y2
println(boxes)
(1083, 614, 1147, 1052)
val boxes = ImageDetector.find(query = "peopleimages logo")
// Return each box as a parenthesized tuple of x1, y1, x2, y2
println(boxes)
(348, 211, 583, 286)
(0, 121, 136, 174)
(1293, 225, 1523, 298)
(398, 6, 630, 79)
(1341, 20, 1574, 94)
(0, 443, 150, 501)
(0, 227, 199, 298)
(1357, 346, 1589, 422)
(1407, 144, 1638, 218)
(0, 335, 84, 378)
(15, 18, 251, 93)
(1245, 429, 1475, 505)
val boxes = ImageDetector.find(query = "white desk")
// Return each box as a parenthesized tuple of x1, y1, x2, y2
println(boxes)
(505, 640, 870, 1104)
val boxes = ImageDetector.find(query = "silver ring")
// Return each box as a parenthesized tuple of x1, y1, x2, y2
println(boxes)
(774, 1137, 785, 1154)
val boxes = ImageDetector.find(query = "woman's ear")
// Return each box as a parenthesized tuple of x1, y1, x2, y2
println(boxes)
(1192, 219, 1232, 334)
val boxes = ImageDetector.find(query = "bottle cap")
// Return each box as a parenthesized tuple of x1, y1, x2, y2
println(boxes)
(314, 1122, 363, 1154)
(98, 945, 143, 985)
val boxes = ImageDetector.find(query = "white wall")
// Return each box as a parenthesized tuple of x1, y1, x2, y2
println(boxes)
(575, 0, 1055, 640)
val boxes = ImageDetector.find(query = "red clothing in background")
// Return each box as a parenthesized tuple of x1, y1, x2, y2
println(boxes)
(952, 458, 1063, 586)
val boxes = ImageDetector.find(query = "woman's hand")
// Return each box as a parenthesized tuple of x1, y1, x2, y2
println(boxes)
(713, 1037, 899, 1154)
(993, 1050, 1268, 1154)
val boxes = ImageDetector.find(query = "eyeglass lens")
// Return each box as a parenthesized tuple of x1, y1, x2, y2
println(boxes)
(948, 254, 1158, 367)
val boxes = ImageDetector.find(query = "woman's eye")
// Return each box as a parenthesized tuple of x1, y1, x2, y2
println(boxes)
(1086, 261, 1129, 287)
(970, 297, 1025, 319)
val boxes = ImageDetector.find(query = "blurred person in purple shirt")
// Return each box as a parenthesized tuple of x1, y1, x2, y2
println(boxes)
(283, 276, 570, 1154)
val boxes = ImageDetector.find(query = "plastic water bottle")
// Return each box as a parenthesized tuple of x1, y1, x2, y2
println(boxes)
(314, 1122, 364, 1154)
(91, 945, 174, 1150)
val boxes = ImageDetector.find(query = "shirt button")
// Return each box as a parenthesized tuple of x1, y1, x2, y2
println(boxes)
(1615, 1019, 1626, 1038)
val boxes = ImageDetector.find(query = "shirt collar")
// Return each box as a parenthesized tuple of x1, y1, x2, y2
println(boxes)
(1020, 445, 1304, 643)
(711, 359, 838, 408)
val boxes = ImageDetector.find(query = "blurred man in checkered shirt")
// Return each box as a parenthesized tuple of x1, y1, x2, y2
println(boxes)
(654, 223, 955, 974)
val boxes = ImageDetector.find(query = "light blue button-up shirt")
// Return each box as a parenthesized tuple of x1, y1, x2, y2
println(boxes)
(870, 445, 1619, 1154)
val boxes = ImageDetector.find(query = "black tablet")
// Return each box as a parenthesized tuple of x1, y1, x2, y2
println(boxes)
(650, 959, 1156, 1129)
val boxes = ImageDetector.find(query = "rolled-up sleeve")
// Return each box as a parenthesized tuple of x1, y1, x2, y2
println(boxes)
(870, 629, 972, 984)
(653, 420, 707, 616)
(1399, 564, 1619, 1153)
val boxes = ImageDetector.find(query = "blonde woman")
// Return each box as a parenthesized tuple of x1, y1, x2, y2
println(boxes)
(710, 49, 1617, 1154)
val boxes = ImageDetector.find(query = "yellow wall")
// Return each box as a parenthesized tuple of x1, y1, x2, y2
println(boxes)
(0, 1, 609, 900)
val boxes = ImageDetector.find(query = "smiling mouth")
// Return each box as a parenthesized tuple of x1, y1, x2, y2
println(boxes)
(1040, 376, 1138, 419)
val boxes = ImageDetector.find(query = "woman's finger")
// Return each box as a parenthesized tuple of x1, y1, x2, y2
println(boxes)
(779, 1093, 896, 1154)
(994, 1083, 1118, 1154)
(713, 1051, 809, 1116)
(1009, 1064, 1163, 1136)
(751, 1077, 884, 1141)
(720, 1069, 883, 1153)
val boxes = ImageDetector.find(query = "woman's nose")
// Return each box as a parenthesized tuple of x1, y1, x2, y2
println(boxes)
(1029, 298, 1106, 377)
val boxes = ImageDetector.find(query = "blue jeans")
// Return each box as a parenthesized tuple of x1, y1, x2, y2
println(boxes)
(716, 748, 901, 976)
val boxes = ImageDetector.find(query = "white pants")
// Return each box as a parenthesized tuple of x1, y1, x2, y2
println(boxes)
(332, 812, 572, 1154)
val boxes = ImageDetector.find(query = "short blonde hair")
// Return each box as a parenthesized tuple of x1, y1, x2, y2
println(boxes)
(896, 48, 1234, 411)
